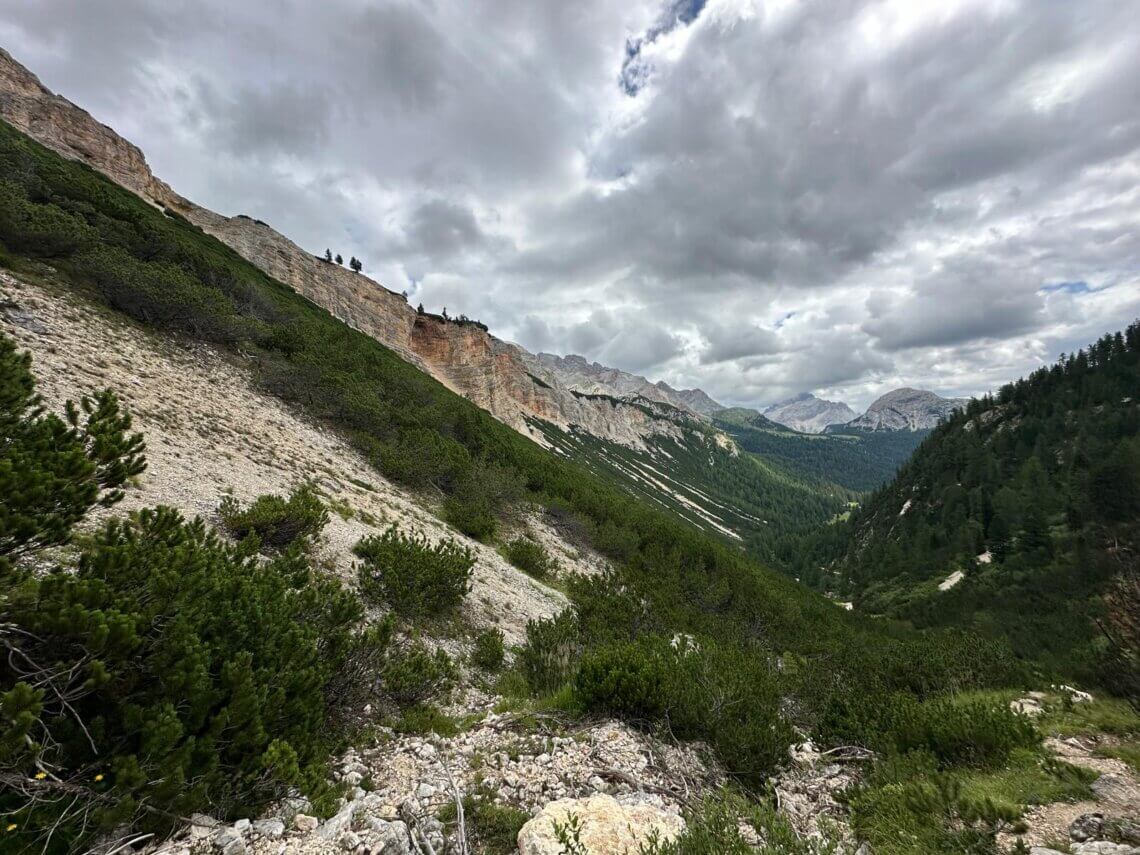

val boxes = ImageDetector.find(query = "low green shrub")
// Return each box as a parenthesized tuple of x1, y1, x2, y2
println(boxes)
(354, 526, 474, 619)
(381, 641, 456, 706)
(472, 628, 506, 672)
(575, 641, 666, 720)
(504, 537, 556, 580)
(217, 482, 328, 550)
(391, 704, 460, 737)
(575, 636, 791, 786)
(889, 697, 1038, 768)
(519, 610, 580, 694)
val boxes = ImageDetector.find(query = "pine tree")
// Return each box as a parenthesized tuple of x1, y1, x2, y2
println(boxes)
(324, 248, 332, 262)
(335, 254, 343, 265)
(350, 256, 362, 273)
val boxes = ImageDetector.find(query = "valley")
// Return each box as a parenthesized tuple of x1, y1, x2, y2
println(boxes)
(0, 41, 1137, 855)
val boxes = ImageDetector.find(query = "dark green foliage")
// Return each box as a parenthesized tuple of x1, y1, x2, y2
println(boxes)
(443, 463, 523, 540)
(575, 641, 667, 720)
(0, 333, 145, 579)
(217, 482, 329, 550)
(0, 507, 368, 852)
(832, 321, 1140, 680)
(0, 120, 1044, 846)
(715, 408, 927, 492)
(472, 628, 506, 672)
(504, 537, 555, 580)
(380, 641, 456, 706)
(519, 610, 580, 695)
(886, 697, 1038, 768)
(575, 637, 792, 786)
(354, 526, 474, 619)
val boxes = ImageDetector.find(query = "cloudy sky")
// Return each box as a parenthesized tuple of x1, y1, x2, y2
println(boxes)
(4, 0, 1138, 409)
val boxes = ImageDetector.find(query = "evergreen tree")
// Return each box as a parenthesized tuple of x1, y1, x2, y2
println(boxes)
(324, 248, 332, 262)
(335, 253, 343, 265)
(349, 256, 362, 273)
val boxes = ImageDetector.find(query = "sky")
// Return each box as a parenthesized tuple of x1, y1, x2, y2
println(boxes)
(2, 0, 1138, 410)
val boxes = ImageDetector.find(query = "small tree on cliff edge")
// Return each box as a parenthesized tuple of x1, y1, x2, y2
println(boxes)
(335, 253, 343, 265)
(324, 248, 332, 262)
(350, 256, 363, 273)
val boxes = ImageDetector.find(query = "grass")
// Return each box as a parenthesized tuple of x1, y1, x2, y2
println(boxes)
(953, 747, 1096, 812)
(1094, 741, 1140, 774)
(1039, 697, 1140, 738)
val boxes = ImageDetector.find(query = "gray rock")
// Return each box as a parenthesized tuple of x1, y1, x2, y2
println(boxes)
(251, 819, 285, 839)
(365, 818, 411, 855)
(3, 309, 50, 336)
(212, 827, 247, 855)
(1073, 843, 1140, 855)
(341, 831, 362, 850)
(293, 813, 319, 832)
(232, 818, 251, 833)
(1030, 849, 1069, 855)
(1071, 813, 1105, 842)
(1092, 774, 1132, 802)
(189, 814, 220, 840)
(343, 770, 364, 788)
(415, 782, 435, 800)
(317, 802, 358, 841)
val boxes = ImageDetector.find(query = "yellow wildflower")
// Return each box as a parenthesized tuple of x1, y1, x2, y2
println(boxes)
(94, 774, 104, 782)
(5, 823, 16, 832)
(34, 771, 46, 780)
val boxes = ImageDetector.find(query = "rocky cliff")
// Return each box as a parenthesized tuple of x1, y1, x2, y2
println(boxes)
(0, 47, 704, 451)
(763, 393, 857, 434)
(842, 387, 967, 431)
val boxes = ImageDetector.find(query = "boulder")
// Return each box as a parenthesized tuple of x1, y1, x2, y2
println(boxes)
(293, 813, 319, 832)
(1072, 843, 1140, 855)
(1071, 812, 1105, 842)
(317, 802, 358, 841)
(251, 819, 285, 839)
(517, 794, 684, 855)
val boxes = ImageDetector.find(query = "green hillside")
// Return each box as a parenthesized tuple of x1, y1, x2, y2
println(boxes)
(3, 116, 1121, 854)
(832, 323, 1140, 679)
(715, 407, 927, 492)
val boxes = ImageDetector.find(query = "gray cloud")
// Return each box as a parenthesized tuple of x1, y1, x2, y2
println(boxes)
(2, 0, 1137, 411)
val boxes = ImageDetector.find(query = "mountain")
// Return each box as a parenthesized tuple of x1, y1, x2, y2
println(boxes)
(0, 47, 705, 455)
(656, 381, 724, 416)
(831, 324, 1140, 677)
(2, 46, 1133, 855)
(763, 393, 857, 433)
(530, 352, 724, 419)
(840, 387, 966, 431)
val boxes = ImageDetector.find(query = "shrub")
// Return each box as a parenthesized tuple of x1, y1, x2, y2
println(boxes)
(1, 507, 368, 850)
(354, 526, 474, 619)
(381, 641, 456, 706)
(519, 610, 580, 694)
(574, 641, 666, 720)
(504, 537, 556, 580)
(439, 788, 529, 854)
(443, 463, 524, 540)
(472, 628, 506, 672)
(217, 482, 328, 550)
(0, 335, 145, 580)
(889, 697, 1039, 768)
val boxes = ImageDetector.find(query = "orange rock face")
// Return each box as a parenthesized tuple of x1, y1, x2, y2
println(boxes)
(0, 48, 703, 450)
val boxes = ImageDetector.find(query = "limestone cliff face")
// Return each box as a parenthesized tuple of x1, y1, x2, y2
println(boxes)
(0, 48, 705, 451)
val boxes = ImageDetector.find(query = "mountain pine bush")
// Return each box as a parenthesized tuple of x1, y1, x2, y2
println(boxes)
(0, 334, 392, 853)
(354, 526, 474, 619)
(218, 481, 329, 550)
(503, 537, 555, 580)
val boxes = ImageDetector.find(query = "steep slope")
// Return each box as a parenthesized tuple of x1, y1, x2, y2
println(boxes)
(764, 393, 857, 434)
(0, 47, 696, 453)
(657, 382, 724, 416)
(841, 387, 966, 431)
(531, 352, 706, 417)
(834, 324, 1140, 676)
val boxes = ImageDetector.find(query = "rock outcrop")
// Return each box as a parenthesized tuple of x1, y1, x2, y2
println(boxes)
(516, 794, 685, 855)
(763, 393, 857, 434)
(0, 47, 710, 453)
(841, 387, 967, 432)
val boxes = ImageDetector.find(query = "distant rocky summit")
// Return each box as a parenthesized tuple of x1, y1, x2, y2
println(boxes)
(763, 393, 857, 434)
(842, 387, 966, 431)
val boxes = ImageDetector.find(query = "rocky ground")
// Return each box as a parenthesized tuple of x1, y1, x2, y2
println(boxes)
(1, 269, 570, 645)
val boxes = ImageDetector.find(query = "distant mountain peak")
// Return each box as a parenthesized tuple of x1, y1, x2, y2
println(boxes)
(763, 393, 857, 434)
(844, 387, 966, 431)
